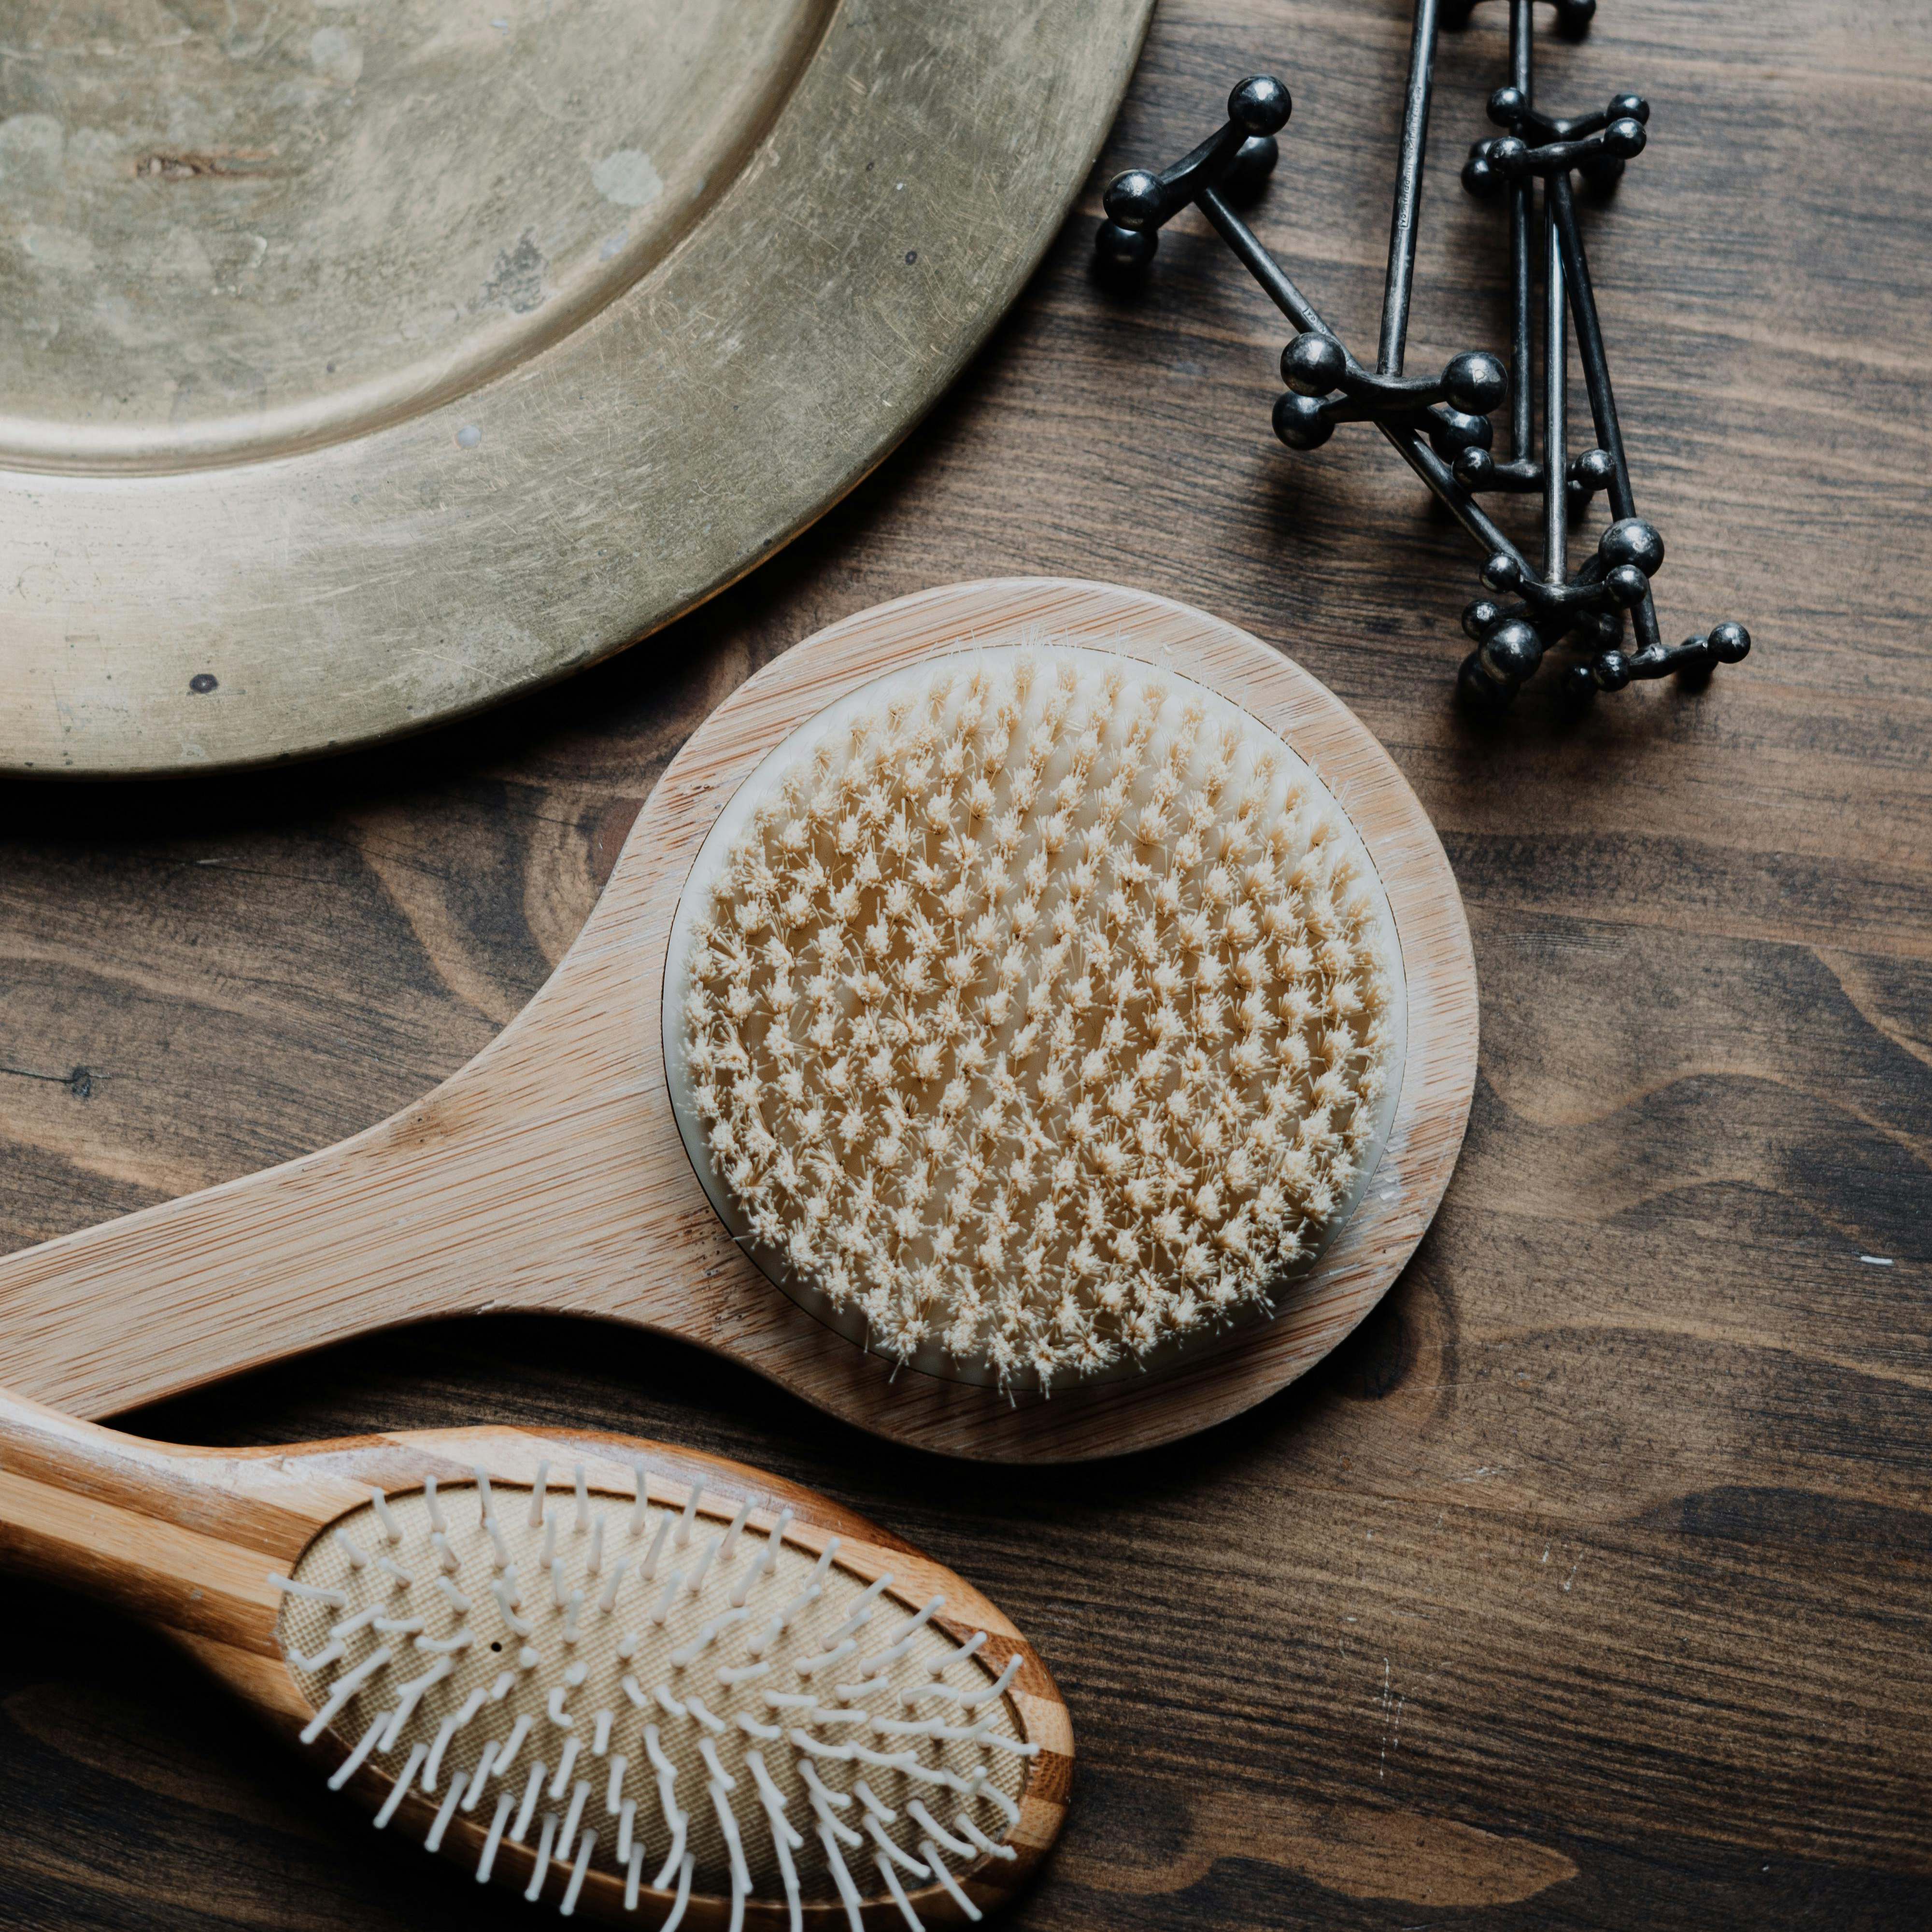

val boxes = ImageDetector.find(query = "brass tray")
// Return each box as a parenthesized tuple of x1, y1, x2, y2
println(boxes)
(0, 0, 1152, 777)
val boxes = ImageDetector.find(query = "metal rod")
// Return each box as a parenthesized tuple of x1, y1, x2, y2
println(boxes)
(1507, 0, 1534, 463)
(1542, 191, 1567, 584)
(1198, 187, 1330, 338)
(1378, 0, 1442, 375)
(1547, 170, 1634, 521)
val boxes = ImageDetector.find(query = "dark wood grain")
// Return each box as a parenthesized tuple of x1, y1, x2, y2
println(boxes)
(3, 1, 1929, 1927)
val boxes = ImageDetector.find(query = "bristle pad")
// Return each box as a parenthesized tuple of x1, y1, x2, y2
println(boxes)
(277, 1476, 1029, 1914)
(673, 645, 1399, 1389)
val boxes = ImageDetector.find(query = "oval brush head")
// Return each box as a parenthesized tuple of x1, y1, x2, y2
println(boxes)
(665, 643, 1405, 1392)
(276, 1465, 1035, 1926)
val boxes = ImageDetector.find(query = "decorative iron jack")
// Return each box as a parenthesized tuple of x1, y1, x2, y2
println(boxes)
(1094, 0, 1751, 711)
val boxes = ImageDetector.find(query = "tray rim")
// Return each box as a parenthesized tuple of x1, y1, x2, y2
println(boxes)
(0, 0, 1157, 781)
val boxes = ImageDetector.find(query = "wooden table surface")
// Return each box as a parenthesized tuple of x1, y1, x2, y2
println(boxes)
(3, 1, 1928, 1926)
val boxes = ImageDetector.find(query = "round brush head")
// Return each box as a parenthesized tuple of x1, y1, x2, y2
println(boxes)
(276, 1468, 1032, 1922)
(665, 643, 1404, 1392)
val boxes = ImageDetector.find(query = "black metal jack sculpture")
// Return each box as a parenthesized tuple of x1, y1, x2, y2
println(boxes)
(1095, 0, 1751, 711)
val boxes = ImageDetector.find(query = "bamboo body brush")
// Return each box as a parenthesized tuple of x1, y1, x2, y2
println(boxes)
(0, 581, 1477, 1460)
(0, 1386, 1069, 1926)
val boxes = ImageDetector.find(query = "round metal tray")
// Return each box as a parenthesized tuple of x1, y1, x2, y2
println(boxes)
(0, 0, 1152, 777)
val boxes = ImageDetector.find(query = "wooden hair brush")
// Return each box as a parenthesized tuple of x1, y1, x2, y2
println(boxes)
(0, 580, 1476, 1460)
(0, 1385, 1069, 1926)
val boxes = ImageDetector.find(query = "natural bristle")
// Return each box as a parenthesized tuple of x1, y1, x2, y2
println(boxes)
(277, 1472, 1030, 1926)
(671, 646, 1399, 1389)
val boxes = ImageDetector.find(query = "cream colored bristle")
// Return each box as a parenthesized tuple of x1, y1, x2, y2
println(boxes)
(276, 1474, 1030, 1923)
(667, 643, 1400, 1390)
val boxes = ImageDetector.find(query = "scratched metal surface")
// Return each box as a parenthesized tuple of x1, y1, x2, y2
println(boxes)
(0, 0, 1155, 777)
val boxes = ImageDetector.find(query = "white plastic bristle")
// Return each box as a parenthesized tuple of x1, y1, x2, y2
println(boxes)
(327, 1710, 389, 1792)
(372, 1741, 427, 1829)
(373, 1553, 414, 1589)
(560, 1824, 596, 1918)
(542, 1513, 559, 1571)
(696, 1736, 737, 1791)
(921, 1838, 981, 1922)
(817, 1820, 865, 1929)
(875, 1847, 927, 1930)
(574, 1463, 591, 1533)
(366, 1487, 403, 1545)
(662, 1853, 695, 1932)
(271, 1574, 347, 1606)
(671, 1606, 748, 1669)
(472, 1466, 494, 1523)
(650, 1570, 683, 1625)
(822, 1576, 891, 1648)
(668, 646, 1401, 1392)
(623, 1841, 643, 1911)
(795, 1638, 856, 1679)
(529, 1463, 551, 1528)
(928, 1628, 988, 1676)
(430, 1532, 460, 1575)
(676, 1484, 704, 1548)
(587, 1518, 606, 1578)
(287, 1638, 345, 1674)
(299, 1645, 392, 1745)
(423, 1474, 447, 1534)
(277, 1477, 1031, 1914)
(332, 1528, 370, 1570)
(423, 1715, 459, 1793)
(710, 1775, 752, 1930)
(685, 1694, 728, 1737)
(425, 1765, 466, 1851)
(485, 1515, 512, 1569)
(907, 1802, 972, 1858)
(732, 1508, 793, 1611)
(718, 1500, 754, 1566)
(560, 1778, 591, 1858)
(497, 1713, 532, 1776)
(478, 1791, 514, 1883)
(597, 1557, 629, 1614)
(491, 1578, 532, 1637)
(462, 1740, 499, 1810)
(866, 1814, 929, 1879)
(378, 1656, 454, 1751)
(958, 1654, 1023, 1707)
(511, 1761, 547, 1843)
(524, 1812, 558, 1903)
(953, 1812, 1015, 1861)
(431, 1575, 471, 1614)
(629, 1460, 650, 1534)
(638, 1513, 674, 1583)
